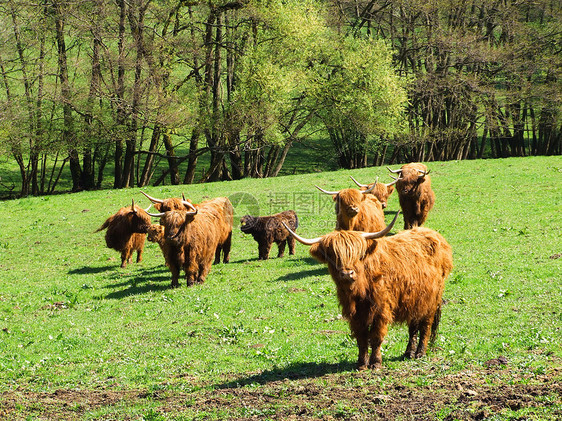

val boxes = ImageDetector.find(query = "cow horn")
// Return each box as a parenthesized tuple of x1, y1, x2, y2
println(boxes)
(315, 185, 340, 195)
(282, 222, 322, 246)
(131, 199, 137, 213)
(141, 191, 164, 204)
(385, 178, 399, 187)
(360, 177, 377, 194)
(181, 200, 198, 214)
(147, 211, 166, 218)
(387, 166, 402, 174)
(349, 175, 369, 188)
(361, 210, 400, 240)
(417, 169, 430, 178)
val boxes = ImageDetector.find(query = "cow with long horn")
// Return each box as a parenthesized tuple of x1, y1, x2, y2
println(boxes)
(386, 163, 435, 229)
(316, 185, 386, 232)
(349, 175, 396, 209)
(95, 200, 152, 268)
(283, 211, 453, 370)
(142, 192, 233, 264)
(146, 196, 233, 287)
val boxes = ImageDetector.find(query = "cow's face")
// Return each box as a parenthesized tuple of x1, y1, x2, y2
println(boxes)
(147, 224, 164, 242)
(240, 215, 256, 233)
(398, 170, 425, 195)
(310, 231, 367, 285)
(373, 183, 394, 208)
(161, 211, 188, 240)
(336, 189, 365, 218)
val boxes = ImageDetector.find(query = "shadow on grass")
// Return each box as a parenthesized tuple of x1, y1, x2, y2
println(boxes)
(100, 266, 174, 299)
(275, 267, 327, 282)
(68, 265, 118, 275)
(215, 361, 357, 389)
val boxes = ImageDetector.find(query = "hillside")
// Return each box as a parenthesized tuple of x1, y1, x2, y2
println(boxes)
(0, 157, 560, 419)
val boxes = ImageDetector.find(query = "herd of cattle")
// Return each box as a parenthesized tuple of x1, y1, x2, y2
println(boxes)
(96, 163, 453, 370)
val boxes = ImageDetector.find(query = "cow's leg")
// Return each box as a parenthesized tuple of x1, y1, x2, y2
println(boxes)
(350, 319, 370, 370)
(214, 245, 222, 265)
(415, 317, 434, 358)
(169, 263, 181, 288)
(368, 319, 388, 369)
(136, 247, 143, 263)
(404, 321, 419, 359)
(197, 256, 214, 284)
(120, 250, 130, 268)
(185, 256, 199, 287)
(277, 240, 286, 258)
(258, 240, 272, 260)
(222, 232, 232, 263)
(288, 235, 296, 255)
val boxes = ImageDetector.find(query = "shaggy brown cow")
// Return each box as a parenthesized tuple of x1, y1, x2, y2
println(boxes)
(283, 211, 453, 370)
(240, 210, 299, 260)
(148, 197, 233, 287)
(387, 163, 435, 229)
(95, 200, 152, 268)
(143, 192, 233, 264)
(349, 175, 396, 209)
(316, 185, 386, 232)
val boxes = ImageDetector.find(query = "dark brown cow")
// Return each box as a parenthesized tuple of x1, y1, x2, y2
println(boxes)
(148, 197, 233, 287)
(284, 211, 453, 370)
(387, 163, 435, 229)
(316, 185, 386, 232)
(95, 200, 151, 268)
(349, 175, 396, 209)
(143, 192, 233, 264)
(240, 210, 299, 260)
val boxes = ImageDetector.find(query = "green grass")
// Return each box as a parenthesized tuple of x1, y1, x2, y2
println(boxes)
(0, 156, 561, 419)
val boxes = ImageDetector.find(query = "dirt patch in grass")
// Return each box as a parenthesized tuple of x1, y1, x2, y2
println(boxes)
(1, 368, 560, 420)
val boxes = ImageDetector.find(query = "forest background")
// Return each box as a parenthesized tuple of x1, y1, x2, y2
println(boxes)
(0, 0, 561, 198)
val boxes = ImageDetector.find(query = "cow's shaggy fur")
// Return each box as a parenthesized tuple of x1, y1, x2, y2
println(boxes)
(392, 163, 435, 229)
(96, 203, 151, 268)
(306, 227, 452, 370)
(240, 210, 299, 260)
(333, 189, 386, 232)
(144, 194, 232, 264)
(157, 197, 233, 287)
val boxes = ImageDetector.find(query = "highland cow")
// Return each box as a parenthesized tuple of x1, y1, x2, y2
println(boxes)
(316, 185, 386, 232)
(95, 200, 152, 268)
(143, 192, 233, 264)
(387, 163, 435, 229)
(349, 175, 396, 209)
(240, 210, 299, 260)
(284, 211, 453, 370)
(148, 197, 232, 287)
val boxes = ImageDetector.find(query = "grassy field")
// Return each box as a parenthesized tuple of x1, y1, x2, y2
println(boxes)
(0, 156, 560, 419)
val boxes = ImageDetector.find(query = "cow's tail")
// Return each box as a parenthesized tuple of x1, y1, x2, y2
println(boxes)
(429, 301, 442, 344)
(294, 212, 299, 230)
(95, 219, 110, 233)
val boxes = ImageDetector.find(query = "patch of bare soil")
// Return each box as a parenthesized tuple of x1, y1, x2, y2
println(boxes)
(1, 368, 560, 420)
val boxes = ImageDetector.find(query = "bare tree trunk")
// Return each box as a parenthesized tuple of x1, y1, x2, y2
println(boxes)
(53, 0, 81, 191)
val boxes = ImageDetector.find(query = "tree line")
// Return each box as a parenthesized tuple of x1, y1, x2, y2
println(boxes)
(0, 0, 560, 197)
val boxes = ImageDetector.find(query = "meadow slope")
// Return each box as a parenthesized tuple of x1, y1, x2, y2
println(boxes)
(0, 157, 560, 419)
